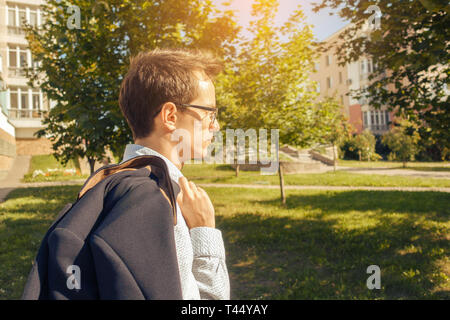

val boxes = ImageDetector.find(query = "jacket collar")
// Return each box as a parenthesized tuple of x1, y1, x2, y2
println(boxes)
(78, 155, 179, 225)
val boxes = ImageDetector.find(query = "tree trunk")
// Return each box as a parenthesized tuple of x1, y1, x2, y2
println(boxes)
(278, 162, 286, 205)
(235, 163, 240, 177)
(88, 157, 95, 175)
(72, 157, 81, 175)
(403, 161, 407, 168)
(333, 143, 337, 172)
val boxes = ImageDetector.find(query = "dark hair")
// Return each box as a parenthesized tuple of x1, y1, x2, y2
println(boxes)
(119, 48, 223, 139)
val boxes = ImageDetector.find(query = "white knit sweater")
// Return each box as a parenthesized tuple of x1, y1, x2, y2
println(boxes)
(121, 144, 230, 300)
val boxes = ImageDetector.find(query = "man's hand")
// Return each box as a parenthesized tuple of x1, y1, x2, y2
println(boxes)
(176, 177, 215, 229)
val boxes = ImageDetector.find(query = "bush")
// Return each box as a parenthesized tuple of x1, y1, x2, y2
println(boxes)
(339, 129, 382, 161)
(381, 119, 420, 167)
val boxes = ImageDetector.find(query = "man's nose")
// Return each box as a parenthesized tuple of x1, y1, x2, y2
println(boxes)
(210, 119, 220, 132)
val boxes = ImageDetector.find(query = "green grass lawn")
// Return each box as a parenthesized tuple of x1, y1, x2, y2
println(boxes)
(0, 184, 448, 299)
(22, 155, 88, 183)
(181, 164, 450, 188)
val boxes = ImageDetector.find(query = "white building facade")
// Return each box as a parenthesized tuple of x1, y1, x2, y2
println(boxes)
(0, 0, 53, 170)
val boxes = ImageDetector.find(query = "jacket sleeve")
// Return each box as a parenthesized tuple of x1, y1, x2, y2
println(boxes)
(90, 181, 183, 300)
(190, 227, 231, 300)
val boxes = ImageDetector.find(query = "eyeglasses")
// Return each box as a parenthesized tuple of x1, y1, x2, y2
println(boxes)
(175, 103, 218, 127)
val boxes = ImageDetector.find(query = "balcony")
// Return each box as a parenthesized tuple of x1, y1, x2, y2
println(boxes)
(8, 67, 27, 78)
(7, 25, 26, 35)
(364, 124, 389, 134)
(7, 108, 47, 120)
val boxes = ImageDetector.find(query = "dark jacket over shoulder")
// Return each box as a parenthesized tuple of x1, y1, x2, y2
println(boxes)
(21, 155, 183, 300)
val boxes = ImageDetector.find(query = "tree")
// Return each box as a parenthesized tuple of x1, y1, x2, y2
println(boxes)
(355, 129, 380, 161)
(217, 0, 328, 148)
(313, 0, 449, 159)
(215, 0, 342, 204)
(314, 97, 354, 171)
(382, 118, 421, 167)
(26, 0, 240, 174)
(340, 129, 381, 161)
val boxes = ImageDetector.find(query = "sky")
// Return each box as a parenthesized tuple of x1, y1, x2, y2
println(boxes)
(213, 0, 349, 42)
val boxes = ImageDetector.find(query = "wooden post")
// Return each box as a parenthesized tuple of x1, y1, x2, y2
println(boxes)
(278, 162, 286, 205)
(277, 145, 286, 205)
(333, 143, 337, 172)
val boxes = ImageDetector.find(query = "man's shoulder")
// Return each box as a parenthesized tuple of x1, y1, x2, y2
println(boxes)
(102, 172, 163, 211)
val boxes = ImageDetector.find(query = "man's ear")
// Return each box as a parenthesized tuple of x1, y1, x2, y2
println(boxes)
(159, 102, 178, 131)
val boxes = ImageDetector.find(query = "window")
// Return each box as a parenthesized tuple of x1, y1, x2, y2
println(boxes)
(363, 111, 368, 126)
(339, 72, 343, 84)
(30, 10, 38, 27)
(19, 8, 27, 28)
(385, 110, 390, 124)
(7, 46, 30, 68)
(7, 6, 40, 30)
(316, 82, 321, 93)
(375, 111, 379, 125)
(8, 49, 17, 68)
(21, 91, 28, 109)
(327, 77, 332, 89)
(360, 60, 366, 73)
(326, 55, 331, 66)
(368, 60, 372, 73)
(370, 112, 374, 125)
(20, 50, 28, 68)
(8, 7, 16, 26)
(32, 89, 40, 109)
(8, 87, 42, 110)
(10, 91, 18, 109)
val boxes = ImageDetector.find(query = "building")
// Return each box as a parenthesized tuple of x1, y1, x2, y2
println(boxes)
(310, 23, 396, 135)
(0, 0, 53, 173)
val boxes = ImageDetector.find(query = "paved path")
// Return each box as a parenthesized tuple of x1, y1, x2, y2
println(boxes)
(197, 183, 450, 193)
(338, 166, 450, 179)
(0, 155, 31, 202)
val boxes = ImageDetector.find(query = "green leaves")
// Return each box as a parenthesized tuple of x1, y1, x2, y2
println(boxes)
(27, 0, 240, 172)
(217, 0, 340, 148)
(314, 0, 449, 160)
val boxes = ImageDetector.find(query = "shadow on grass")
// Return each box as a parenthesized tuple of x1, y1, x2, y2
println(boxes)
(0, 186, 80, 299)
(218, 190, 449, 299)
(1, 186, 448, 300)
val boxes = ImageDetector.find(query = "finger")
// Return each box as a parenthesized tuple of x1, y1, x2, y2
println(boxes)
(189, 181, 198, 194)
(197, 186, 207, 195)
(179, 177, 193, 198)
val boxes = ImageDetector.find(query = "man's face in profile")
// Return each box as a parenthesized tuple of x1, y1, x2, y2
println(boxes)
(175, 71, 220, 161)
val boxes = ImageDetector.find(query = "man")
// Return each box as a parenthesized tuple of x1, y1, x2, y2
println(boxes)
(118, 47, 230, 300)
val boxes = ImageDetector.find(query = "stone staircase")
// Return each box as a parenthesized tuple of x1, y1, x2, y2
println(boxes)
(278, 145, 336, 173)
(280, 145, 328, 165)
